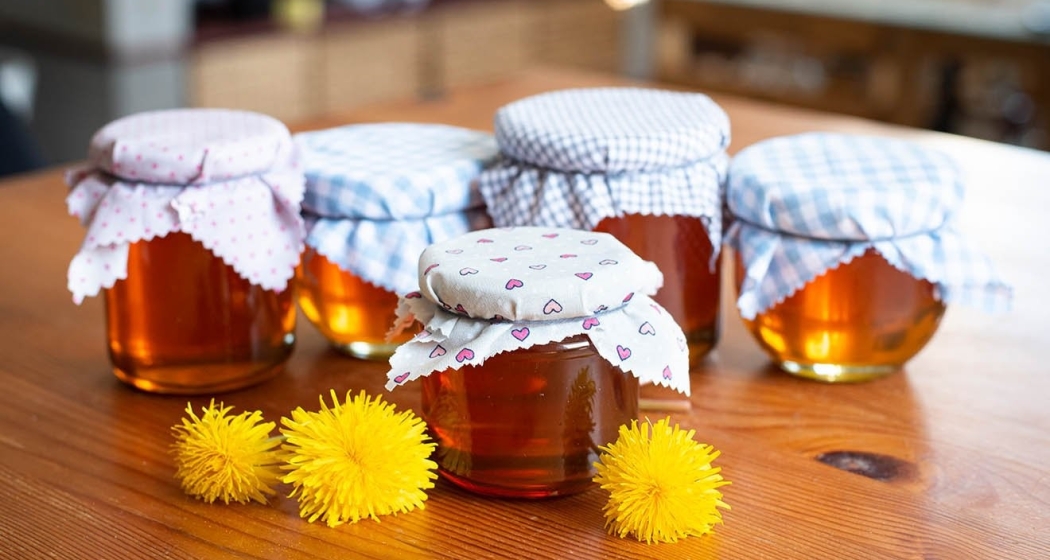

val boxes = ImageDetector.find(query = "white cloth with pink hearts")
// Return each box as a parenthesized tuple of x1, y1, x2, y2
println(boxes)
(385, 227, 690, 395)
(66, 109, 306, 304)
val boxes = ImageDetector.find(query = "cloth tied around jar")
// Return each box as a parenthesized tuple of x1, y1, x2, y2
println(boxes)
(478, 87, 730, 266)
(725, 132, 1013, 320)
(296, 123, 499, 295)
(66, 109, 306, 304)
(385, 227, 691, 395)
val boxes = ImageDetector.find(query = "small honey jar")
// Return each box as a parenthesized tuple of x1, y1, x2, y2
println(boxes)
(66, 109, 306, 394)
(386, 227, 690, 498)
(726, 133, 1012, 382)
(294, 123, 497, 359)
(479, 88, 731, 366)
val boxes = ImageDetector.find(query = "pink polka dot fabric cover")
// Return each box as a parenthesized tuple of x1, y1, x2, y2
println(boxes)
(66, 109, 306, 303)
(386, 227, 690, 395)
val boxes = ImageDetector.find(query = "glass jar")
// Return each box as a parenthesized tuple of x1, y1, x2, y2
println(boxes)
(295, 123, 497, 360)
(385, 227, 691, 498)
(67, 108, 306, 394)
(107, 232, 296, 393)
(421, 335, 638, 498)
(296, 248, 410, 359)
(726, 133, 1011, 382)
(596, 214, 721, 364)
(735, 248, 946, 382)
(478, 87, 730, 367)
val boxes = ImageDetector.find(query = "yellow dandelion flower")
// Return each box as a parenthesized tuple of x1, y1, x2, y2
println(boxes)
(280, 390, 438, 527)
(593, 417, 730, 544)
(171, 401, 283, 505)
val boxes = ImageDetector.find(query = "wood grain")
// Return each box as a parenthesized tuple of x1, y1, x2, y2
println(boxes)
(1, 67, 1048, 559)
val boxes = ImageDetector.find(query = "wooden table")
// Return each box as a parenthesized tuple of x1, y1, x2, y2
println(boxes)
(1, 68, 1048, 559)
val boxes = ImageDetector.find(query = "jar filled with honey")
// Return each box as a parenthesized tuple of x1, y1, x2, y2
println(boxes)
(66, 109, 306, 394)
(478, 88, 730, 367)
(726, 133, 1012, 382)
(385, 227, 691, 498)
(294, 123, 497, 359)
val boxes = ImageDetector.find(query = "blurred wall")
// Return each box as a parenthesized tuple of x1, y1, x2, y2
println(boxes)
(0, 0, 643, 164)
(0, 0, 193, 164)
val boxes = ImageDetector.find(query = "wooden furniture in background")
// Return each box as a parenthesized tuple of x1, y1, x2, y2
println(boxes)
(2, 67, 1049, 558)
(659, 1, 900, 120)
(192, 31, 319, 123)
(190, 0, 624, 123)
(658, 0, 1050, 149)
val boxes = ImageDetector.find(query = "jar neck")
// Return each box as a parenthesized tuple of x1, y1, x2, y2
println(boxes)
(441, 301, 631, 325)
(498, 152, 716, 176)
(729, 215, 943, 244)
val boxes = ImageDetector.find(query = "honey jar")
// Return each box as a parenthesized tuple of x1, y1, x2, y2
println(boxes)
(66, 109, 306, 394)
(294, 123, 497, 359)
(478, 88, 730, 366)
(726, 133, 1012, 382)
(386, 227, 690, 498)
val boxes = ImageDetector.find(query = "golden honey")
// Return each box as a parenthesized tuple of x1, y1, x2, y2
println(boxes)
(421, 335, 639, 498)
(296, 248, 414, 359)
(737, 248, 946, 382)
(596, 214, 720, 365)
(105, 232, 295, 394)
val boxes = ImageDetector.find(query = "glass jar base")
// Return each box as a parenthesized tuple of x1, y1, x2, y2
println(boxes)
(438, 468, 593, 499)
(779, 360, 900, 383)
(112, 359, 287, 395)
(332, 340, 402, 360)
(686, 326, 718, 367)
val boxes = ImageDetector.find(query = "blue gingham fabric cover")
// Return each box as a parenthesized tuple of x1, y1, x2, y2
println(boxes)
(725, 133, 1012, 319)
(296, 123, 498, 294)
(478, 88, 730, 256)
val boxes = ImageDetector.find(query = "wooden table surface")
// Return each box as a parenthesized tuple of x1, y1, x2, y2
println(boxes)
(1, 68, 1048, 559)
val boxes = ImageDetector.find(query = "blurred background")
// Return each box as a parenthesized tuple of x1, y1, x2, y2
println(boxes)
(1, 0, 1048, 176)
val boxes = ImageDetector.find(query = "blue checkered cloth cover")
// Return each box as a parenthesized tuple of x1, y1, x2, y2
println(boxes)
(478, 88, 730, 257)
(296, 123, 498, 294)
(725, 133, 1012, 319)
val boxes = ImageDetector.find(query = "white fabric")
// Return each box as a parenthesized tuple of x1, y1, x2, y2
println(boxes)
(67, 109, 305, 303)
(385, 226, 690, 395)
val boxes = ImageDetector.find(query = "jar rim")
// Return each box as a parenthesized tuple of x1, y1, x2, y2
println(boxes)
(727, 133, 963, 241)
(87, 108, 292, 185)
(297, 123, 498, 220)
(494, 87, 730, 174)
(415, 227, 663, 322)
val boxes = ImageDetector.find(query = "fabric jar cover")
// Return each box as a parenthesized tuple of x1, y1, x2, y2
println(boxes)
(385, 227, 691, 395)
(296, 123, 499, 295)
(478, 87, 731, 261)
(66, 108, 306, 304)
(725, 132, 1012, 320)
